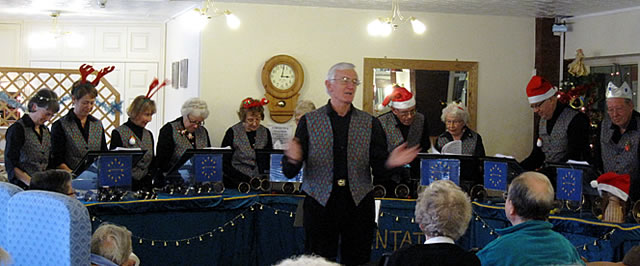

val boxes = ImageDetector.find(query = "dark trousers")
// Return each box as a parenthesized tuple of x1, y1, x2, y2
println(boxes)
(303, 187, 375, 266)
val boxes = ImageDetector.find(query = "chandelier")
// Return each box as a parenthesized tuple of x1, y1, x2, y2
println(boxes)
(193, 0, 240, 30)
(368, 0, 426, 37)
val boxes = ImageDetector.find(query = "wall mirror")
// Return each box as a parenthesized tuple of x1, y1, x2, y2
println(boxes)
(363, 58, 478, 136)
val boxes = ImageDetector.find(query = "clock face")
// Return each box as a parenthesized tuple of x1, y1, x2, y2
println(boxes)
(269, 64, 296, 90)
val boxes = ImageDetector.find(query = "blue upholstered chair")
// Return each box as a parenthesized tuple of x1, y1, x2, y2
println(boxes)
(0, 182, 23, 248)
(5, 190, 91, 266)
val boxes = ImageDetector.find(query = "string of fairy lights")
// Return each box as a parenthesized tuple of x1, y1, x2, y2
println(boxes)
(90, 201, 622, 252)
(90, 202, 296, 247)
(577, 229, 616, 251)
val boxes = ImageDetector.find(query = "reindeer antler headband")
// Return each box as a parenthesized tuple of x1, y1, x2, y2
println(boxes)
(146, 78, 168, 99)
(78, 64, 115, 86)
(242, 97, 269, 109)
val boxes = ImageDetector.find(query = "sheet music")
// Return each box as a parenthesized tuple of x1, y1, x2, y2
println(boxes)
(441, 140, 462, 155)
(493, 153, 515, 159)
(566, 160, 590, 166)
(113, 147, 141, 151)
(203, 146, 232, 150)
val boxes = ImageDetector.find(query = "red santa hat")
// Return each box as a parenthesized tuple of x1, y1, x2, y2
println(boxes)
(382, 86, 415, 109)
(590, 172, 630, 202)
(526, 76, 557, 104)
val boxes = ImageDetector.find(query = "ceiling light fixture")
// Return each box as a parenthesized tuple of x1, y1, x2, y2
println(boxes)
(368, 0, 426, 37)
(29, 11, 84, 49)
(194, 0, 240, 30)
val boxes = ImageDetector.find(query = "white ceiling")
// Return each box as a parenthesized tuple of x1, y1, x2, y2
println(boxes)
(0, 0, 639, 21)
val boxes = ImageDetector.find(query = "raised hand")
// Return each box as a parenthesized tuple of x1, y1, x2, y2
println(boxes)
(285, 137, 303, 163)
(385, 143, 420, 169)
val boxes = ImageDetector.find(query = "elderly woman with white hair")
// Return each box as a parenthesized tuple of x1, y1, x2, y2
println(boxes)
(434, 102, 485, 156)
(385, 180, 480, 266)
(90, 223, 135, 266)
(156, 98, 212, 184)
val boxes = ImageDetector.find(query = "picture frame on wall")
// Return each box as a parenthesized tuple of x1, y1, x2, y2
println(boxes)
(172, 62, 179, 89)
(180, 59, 188, 88)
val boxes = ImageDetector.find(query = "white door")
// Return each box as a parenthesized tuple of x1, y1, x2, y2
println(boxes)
(124, 62, 160, 137)
(0, 23, 21, 67)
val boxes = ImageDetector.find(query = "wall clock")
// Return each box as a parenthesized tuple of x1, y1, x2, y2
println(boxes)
(261, 54, 304, 123)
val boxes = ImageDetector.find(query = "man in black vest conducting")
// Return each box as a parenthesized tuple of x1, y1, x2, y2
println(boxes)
(283, 62, 420, 265)
(596, 82, 640, 202)
(520, 75, 590, 171)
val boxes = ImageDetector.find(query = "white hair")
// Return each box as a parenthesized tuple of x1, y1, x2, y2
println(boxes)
(440, 102, 469, 125)
(181, 97, 210, 119)
(294, 100, 316, 117)
(414, 180, 472, 240)
(90, 223, 133, 265)
(325, 62, 356, 95)
(274, 255, 340, 266)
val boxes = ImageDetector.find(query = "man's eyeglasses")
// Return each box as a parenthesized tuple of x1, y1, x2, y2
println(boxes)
(330, 77, 361, 86)
(188, 115, 205, 126)
(396, 109, 417, 117)
(530, 98, 549, 109)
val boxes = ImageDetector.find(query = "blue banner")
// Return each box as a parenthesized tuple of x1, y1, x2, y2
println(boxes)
(556, 168, 582, 201)
(194, 154, 223, 183)
(420, 159, 460, 186)
(270, 154, 303, 183)
(484, 161, 507, 191)
(98, 155, 132, 187)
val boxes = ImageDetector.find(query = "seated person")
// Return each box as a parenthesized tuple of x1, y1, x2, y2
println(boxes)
(29, 169, 75, 198)
(90, 223, 135, 266)
(275, 254, 339, 266)
(434, 102, 485, 156)
(156, 98, 211, 185)
(4, 88, 60, 189)
(221, 97, 273, 190)
(385, 180, 480, 266)
(476, 171, 585, 266)
(0, 246, 11, 266)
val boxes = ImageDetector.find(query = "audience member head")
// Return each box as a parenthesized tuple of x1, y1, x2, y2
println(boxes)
(180, 98, 209, 133)
(623, 245, 640, 266)
(29, 169, 75, 197)
(506, 172, 555, 224)
(91, 223, 133, 266)
(414, 180, 472, 240)
(274, 254, 340, 266)
(294, 100, 316, 124)
(440, 102, 469, 137)
(0, 246, 11, 266)
(237, 97, 267, 132)
(127, 95, 156, 128)
(27, 88, 59, 125)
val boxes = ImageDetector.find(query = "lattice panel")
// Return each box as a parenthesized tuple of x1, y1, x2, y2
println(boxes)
(0, 67, 121, 157)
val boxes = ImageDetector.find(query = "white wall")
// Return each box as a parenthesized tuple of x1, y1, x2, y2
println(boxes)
(197, 3, 536, 159)
(566, 8, 640, 58)
(164, 12, 201, 122)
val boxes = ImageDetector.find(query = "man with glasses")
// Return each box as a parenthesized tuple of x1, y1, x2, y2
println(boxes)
(595, 82, 640, 202)
(377, 85, 431, 193)
(283, 62, 420, 265)
(520, 75, 590, 171)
